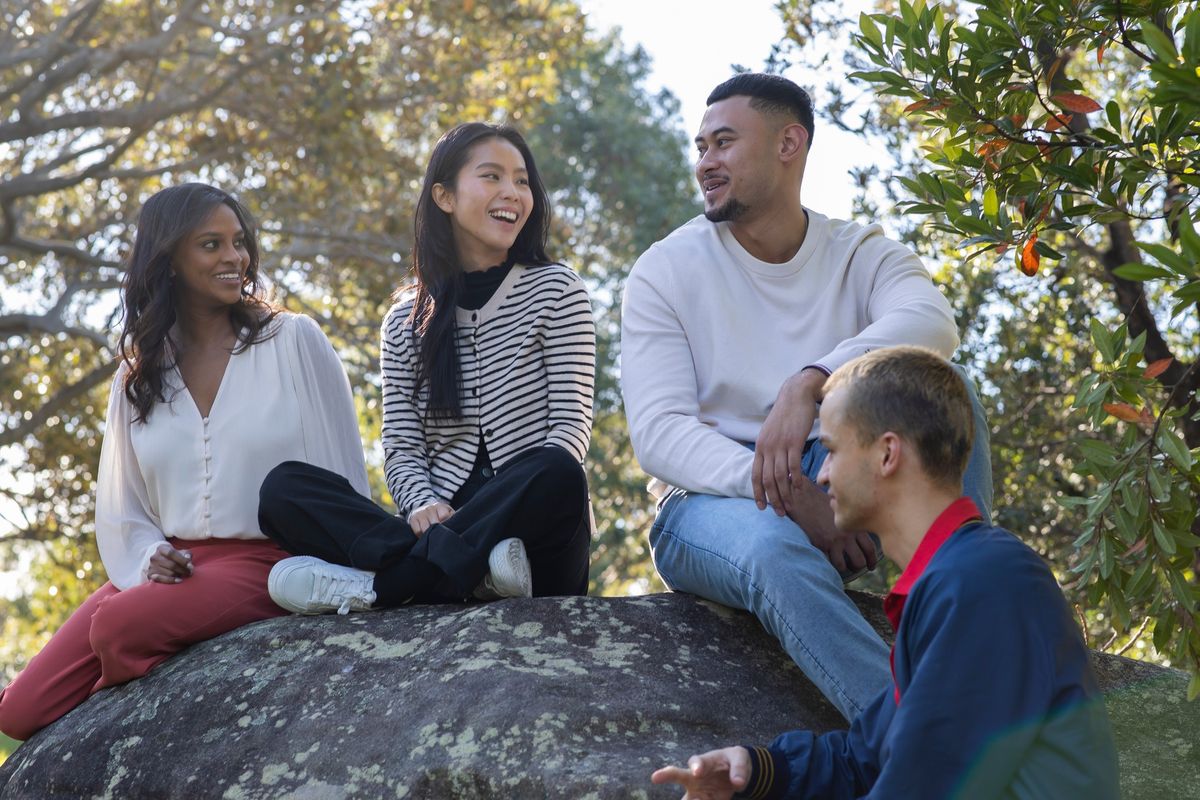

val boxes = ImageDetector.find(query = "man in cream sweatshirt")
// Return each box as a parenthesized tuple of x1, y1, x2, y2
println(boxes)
(620, 73, 993, 721)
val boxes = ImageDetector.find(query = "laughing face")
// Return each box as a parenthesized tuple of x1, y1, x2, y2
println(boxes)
(170, 202, 250, 312)
(694, 95, 785, 224)
(433, 137, 533, 270)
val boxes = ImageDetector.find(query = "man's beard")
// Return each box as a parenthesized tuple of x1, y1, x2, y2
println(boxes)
(704, 196, 749, 223)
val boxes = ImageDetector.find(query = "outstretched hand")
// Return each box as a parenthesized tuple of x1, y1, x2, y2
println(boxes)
(753, 369, 824, 516)
(651, 747, 752, 800)
(147, 543, 193, 583)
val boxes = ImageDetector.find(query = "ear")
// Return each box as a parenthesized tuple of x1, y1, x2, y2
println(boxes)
(431, 183, 455, 214)
(878, 432, 902, 478)
(779, 122, 809, 165)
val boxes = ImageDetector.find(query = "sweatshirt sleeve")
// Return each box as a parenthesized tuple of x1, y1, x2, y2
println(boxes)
(94, 365, 169, 590)
(379, 304, 442, 515)
(867, 563, 1116, 799)
(812, 231, 959, 375)
(540, 269, 595, 461)
(619, 249, 756, 498)
(286, 314, 371, 498)
(731, 688, 888, 799)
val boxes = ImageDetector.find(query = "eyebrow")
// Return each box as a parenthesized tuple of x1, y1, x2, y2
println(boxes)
(695, 126, 737, 145)
(474, 161, 528, 173)
(192, 229, 243, 240)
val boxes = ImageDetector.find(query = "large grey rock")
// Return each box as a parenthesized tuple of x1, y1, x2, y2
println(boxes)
(0, 593, 1194, 799)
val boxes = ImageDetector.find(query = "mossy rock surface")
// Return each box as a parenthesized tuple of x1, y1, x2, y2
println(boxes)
(0, 592, 1194, 798)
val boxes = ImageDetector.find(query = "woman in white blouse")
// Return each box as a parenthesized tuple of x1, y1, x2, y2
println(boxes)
(259, 122, 596, 614)
(0, 183, 368, 740)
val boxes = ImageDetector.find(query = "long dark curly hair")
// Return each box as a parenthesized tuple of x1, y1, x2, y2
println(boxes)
(118, 183, 279, 423)
(406, 123, 553, 418)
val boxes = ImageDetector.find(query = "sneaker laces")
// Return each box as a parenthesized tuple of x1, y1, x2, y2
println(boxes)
(310, 566, 374, 616)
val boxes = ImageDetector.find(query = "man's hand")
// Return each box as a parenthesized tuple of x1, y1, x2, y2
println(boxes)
(650, 746, 751, 800)
(408, 502, 454, 536)
(787, 476, 878, 576)
(147, 544, 193, 584)
(754, 369, 824, 516)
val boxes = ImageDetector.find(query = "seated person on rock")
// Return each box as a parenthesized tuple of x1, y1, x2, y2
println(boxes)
(259, 122, 596, 613)
(621, 72, 994, 722)
(652, 346, 1119, 800)
(0, 183, 369, 741)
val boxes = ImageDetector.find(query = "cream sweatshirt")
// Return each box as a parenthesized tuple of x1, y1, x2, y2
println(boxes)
(620, 210, 958, 499)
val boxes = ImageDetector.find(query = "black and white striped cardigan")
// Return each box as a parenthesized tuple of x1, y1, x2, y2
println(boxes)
(380, 263, 596, 515)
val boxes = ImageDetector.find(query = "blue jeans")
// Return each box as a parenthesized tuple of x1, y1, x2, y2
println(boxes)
(649, 366, 993, 721)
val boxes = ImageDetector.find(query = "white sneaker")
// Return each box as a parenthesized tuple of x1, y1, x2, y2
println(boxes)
(269, 556, 377, 615)
(473, 538, 532, 600)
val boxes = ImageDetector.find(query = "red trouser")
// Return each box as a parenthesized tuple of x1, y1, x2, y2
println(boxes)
(0, 538, 288, 740)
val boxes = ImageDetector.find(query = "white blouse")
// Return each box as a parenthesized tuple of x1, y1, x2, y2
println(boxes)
(95, 313, 369, 590)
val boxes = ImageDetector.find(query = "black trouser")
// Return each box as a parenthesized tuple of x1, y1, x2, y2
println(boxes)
(257, 446, 591, 606)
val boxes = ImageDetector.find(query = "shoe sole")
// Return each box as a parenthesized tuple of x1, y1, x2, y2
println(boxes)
(488, 538, 532, 598)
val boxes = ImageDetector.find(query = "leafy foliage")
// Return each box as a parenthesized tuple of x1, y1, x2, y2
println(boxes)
(781, 0, 1199, 689)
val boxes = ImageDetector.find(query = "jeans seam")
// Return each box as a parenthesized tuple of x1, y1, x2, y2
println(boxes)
(653, 525, 861, 717)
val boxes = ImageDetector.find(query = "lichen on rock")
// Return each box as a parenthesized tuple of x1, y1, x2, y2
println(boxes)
(0, 593, 1194, 799)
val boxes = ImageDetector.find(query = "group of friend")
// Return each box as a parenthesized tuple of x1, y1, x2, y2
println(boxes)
(0, 73, 1119, 798)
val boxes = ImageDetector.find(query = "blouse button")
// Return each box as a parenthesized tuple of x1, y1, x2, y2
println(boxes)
(471, 312, 477, 321)
(484, 428, 493, 438)
(482, 467, 494, 478)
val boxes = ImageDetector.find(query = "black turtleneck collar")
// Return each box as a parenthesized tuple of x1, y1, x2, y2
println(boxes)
(458, 261, 514, 311)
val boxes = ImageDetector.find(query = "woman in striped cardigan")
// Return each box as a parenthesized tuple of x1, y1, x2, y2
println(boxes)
(257, 122, 596, 613)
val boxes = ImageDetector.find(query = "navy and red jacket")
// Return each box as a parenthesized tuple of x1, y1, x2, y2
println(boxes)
(736, 498, 1119, 799)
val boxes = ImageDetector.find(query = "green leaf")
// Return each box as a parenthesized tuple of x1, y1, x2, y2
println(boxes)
(1154, 611, 1174, 650)
(1090, 317, 1116, 363)
(1135, 242, 1191, 272)
(1109, 586, 1131, 634)
(1174, 209, 1200, 264)
(1105, 100, 1121, 132)
(1140, 24, 1179, 63)
(1157, 425, 1194, 470)
(983, 186, 998, 218)
(1148, 465, 1169, 502)
(1113, 262, 1174, 281)
(1099, 532, 1114, 578)
(1127, 558, 1155, 597)
(1185, 9, 1200, 67)
(1152, 518, 1177, 556)
(1077, 438, 1118, 467)
(1168, 569, 1196, 613)
(859, 13, 884, 48)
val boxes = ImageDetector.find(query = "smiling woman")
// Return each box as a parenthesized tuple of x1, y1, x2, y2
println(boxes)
(0, 183, 370, 741)
(256, 122, 598, 617)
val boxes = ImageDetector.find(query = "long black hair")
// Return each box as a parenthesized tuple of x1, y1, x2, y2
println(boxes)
(118, 182, 279, 422)
(406, 122, 553, 418)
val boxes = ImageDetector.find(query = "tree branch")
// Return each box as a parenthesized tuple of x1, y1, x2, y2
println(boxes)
(0, 361, 116, 447)
(0, 311, 113, 350)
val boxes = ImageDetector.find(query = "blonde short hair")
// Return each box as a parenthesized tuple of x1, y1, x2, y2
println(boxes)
(822, 347, 973, 489)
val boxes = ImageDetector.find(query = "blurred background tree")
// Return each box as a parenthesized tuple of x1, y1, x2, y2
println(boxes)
(776, 0, 1199, 690)
(0, 0, 695, 685)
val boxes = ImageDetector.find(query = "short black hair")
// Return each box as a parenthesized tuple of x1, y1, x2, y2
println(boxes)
(707, 73, 815, 147)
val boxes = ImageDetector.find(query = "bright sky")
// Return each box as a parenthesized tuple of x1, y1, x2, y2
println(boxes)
(579, 0, 875, 220)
